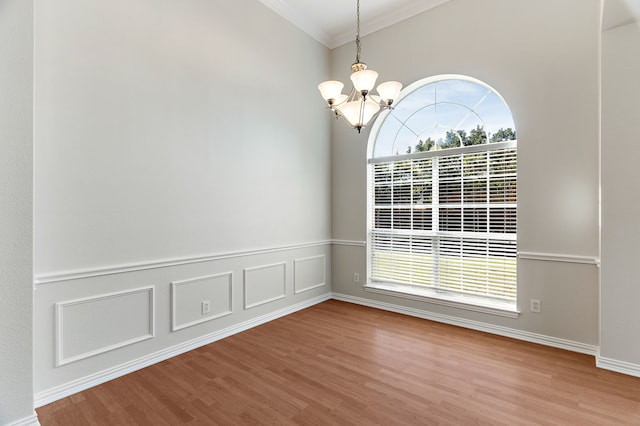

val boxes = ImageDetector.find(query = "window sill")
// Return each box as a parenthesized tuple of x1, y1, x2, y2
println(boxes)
(363, 283, 520, 318)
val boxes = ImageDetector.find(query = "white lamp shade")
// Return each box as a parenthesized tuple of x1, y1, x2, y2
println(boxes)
(336, 99, 381, 128)
(369, 95, 381, 104)
(335, 101, 359, 127)
(318, 80, 344, 101)
(376, 81, 402, 103)
(350, 69, 379, 93)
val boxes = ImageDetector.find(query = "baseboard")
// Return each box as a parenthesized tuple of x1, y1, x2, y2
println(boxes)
(596, 355, 640, 378)
(35, 293, 331, 407)
(331, 292, 598, 356)
(6, 413, 40, 426)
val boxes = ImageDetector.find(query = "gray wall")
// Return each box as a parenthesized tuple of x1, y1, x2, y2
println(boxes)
(33, 0, 332, 402)
(0, 0, 36, 424)
(331, 0, 600, 347)
(601, 21, 640, 370)
(34, 0, 331, 274)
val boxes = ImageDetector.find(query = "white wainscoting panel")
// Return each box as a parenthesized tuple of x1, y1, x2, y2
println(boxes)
(35, 293, 331, 407)
(55, 286, 155, 366)
(294, 255, 326, 294)
(171, 272, 233, 331)
(244, 262, 287, 309)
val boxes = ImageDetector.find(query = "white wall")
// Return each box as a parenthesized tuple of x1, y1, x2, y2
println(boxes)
(33, 0, 332, 403)
(0, 0, 37, 424)
(331, 0, 600, 347)
(600, 21, 640, 373)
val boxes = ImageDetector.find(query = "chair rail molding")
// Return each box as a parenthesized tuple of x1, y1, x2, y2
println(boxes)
(34, 240, 332, 285)
(331, 239, 366, 247)
(517, 251, 600, 266)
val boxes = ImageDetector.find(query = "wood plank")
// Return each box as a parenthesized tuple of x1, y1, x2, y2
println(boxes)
(37, 300, 640, 425)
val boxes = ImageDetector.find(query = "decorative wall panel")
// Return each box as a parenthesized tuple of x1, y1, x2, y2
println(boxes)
(55, 286, 154, 366)
(244, 262, 286, 309)
(171, 273, 233, 331)
(294, 255, 326, 294)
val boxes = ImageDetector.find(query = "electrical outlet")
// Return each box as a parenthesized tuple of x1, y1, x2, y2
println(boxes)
(530, 299, 541, 313)
(201, 300, 211, 315)
(353, 273, 360, 283)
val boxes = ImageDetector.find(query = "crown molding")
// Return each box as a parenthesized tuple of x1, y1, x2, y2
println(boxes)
(258, 0, 332, 46)
(329, 0, 450, 48)
(259, 0, 451, 49)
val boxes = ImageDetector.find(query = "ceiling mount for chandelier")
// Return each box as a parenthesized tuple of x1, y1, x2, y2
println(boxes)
(318, 0, 402, 133)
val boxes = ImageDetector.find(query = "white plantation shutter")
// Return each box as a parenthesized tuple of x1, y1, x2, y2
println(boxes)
(369, 141, 517, 304)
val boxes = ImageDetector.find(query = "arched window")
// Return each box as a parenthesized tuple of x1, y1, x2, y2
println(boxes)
(367, 75, 517, 314)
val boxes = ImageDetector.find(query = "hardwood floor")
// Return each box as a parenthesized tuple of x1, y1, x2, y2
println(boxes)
(37, 300, 640, 425)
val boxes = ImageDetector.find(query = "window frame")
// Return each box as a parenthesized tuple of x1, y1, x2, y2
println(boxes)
(365, 75, 519, 318)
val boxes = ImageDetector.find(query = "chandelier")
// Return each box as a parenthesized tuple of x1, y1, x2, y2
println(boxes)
(318, 0, 402, 133)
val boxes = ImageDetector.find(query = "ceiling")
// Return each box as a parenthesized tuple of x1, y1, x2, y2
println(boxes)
(258, 0, 451, 49)
(261, 0, 640, 48)
(602, 0, 640, 30)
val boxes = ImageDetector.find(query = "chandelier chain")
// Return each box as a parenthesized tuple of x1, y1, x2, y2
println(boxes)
(355, 0, 361, 63)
